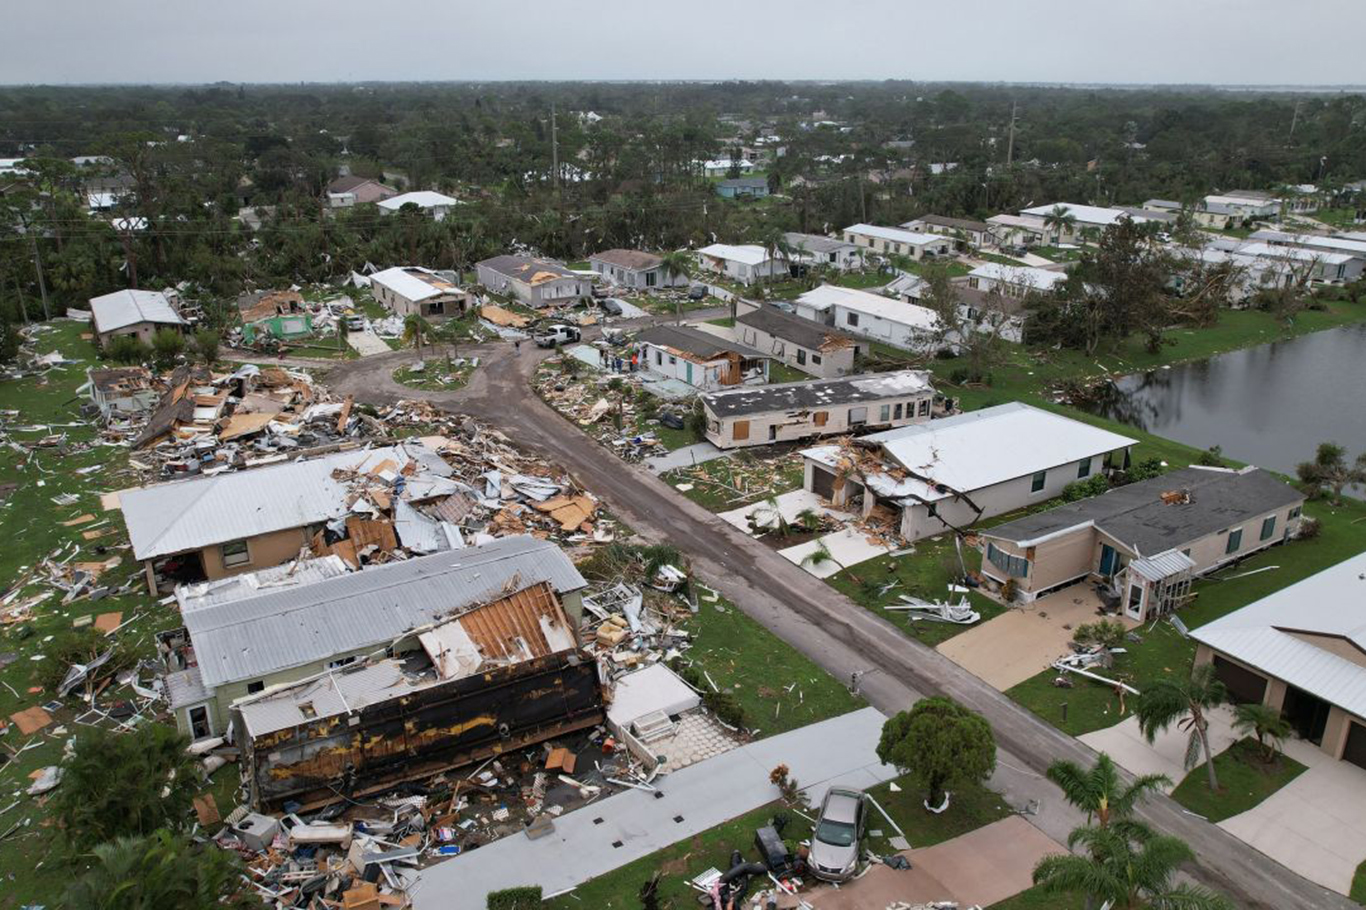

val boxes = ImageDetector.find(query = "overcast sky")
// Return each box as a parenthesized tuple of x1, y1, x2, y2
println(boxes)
(3, 0, 1363, 86)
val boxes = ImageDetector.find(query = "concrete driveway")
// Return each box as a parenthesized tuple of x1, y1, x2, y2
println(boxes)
(800, 816, 1064, 910)
(346, 327, 393, 356)
(1079, 704, 1243, 792)
(1220, 758, 1366, 895)
(937, 585, 1125, 690)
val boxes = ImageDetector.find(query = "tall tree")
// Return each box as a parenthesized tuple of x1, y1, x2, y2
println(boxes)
(1296, 442, 1366, 505)
(1042, 204, 1076, 244)
(1135, 663, 1228, 792)
(1232, 702, 1291, 763)
(62, 829, 257, 910)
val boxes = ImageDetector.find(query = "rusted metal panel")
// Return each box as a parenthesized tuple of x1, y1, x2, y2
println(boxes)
(236, 650, 603, 809)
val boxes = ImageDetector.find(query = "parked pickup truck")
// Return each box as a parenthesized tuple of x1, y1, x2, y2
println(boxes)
(534, 324, 582, 348)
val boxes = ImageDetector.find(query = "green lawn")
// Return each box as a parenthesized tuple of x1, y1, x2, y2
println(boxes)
(393, 359, 475, 392)
(1008, 495, 1366, 736)
(975, 251, 1028, 267)
(1314, 208, 1363, 230)
(705, 315, 736, 328)
(863, 776, 1012, 855)
(683, 589, 865, 738)
(286, 336, 358, 360)
(833, 270, 893, 289)
(989, 885, 1084, 909)
(662, 451, 805, 513)
(0, 320, 226, 903)
(768, 361, 813, 384)
(1030, 245, 1085, 263)
(825, 540, 1004, 648)
(1169, 738, 1307, 823)
(893, 255, 971, 278)
(1351, 858, 1366, 904)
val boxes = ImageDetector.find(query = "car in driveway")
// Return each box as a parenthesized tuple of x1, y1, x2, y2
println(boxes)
(343, 313, 366, 331)
(688, 284, 708, 300)
(808, 787, 867, 882)
(534, 324, 582, 348)
(600, 298, 625, 316)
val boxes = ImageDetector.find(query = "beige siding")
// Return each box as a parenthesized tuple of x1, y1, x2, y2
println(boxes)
(714, 393, 931, 450)
(200, 526, 314, 581)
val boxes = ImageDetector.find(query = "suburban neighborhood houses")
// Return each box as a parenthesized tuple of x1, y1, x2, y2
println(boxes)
(5, 64, 1366, 910)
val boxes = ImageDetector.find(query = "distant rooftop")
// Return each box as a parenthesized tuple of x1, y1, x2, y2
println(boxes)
(703, 370, 933, 418)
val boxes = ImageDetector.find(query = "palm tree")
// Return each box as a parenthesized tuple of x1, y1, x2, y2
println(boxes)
(660, 249, 695, 323)
(1233, 702, 1291, 763)
(1046, 753, 1171, 829)
(402, 313, 430, 360)
(757, 226, 794, 280)
(1033, 822, 1231, 910)
(63, 829, 257, 910)
(336, 315, 349, 353)
(1135, 663, 1227, 792)
(1042, 205, 1076, 245)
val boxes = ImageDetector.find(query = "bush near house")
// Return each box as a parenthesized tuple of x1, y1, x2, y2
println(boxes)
(487, 886, 543, 910)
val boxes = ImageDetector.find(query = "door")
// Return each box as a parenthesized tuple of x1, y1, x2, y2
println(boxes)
(1213, 655, 1268, 705)
(810, 467, 836, 500)
(1099, 544, 1118, 577)
(1125, 581, 1146, 621)
(685, 362, 693, 385)
(732, 420, 749, 442)
(1282, 685, 1331, 746)
(188, 705, 212, 740)
(1344, 722, 1366, 770)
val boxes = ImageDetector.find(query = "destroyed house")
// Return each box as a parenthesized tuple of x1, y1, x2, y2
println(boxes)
(475, 255, 589, 307)
(636, 325, 771, 391)
(237, 289, 312, 344)
(734, 304, 860, 378)
(978, 467, 1304, 618)
(85, 366, 157, 419)
(702, 370, 934, 449)
(801, 402, 1137, 542)
(120, 443, 457, 592)
(163, 535, 588, 750)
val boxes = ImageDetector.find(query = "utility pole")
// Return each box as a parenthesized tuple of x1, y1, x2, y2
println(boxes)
(550, 102, 560, 197)
(29, 233, 50, 321)
(1006, 100, 1018, 166)
(1289, 99, 1303, 137)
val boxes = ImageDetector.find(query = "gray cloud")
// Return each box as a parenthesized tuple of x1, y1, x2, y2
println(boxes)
(3, 0, 1363, 85)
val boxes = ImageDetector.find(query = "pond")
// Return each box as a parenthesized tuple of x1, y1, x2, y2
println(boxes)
(1078, 323, 1366, 476)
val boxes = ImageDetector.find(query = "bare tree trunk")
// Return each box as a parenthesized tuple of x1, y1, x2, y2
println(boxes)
(1199, 717, 1219, 791)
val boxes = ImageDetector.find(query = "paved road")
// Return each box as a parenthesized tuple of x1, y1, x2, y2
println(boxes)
(327, 335, 1354, 910)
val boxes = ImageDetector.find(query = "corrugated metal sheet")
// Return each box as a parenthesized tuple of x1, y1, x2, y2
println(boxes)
(176, 555, 353, 613)
(121, 443, 451, 560)
(90, 289, 186, 334)
(1130, 550, 1195, 583)
(186, 535, 585, 689)
(1193, 552, 1366, 719)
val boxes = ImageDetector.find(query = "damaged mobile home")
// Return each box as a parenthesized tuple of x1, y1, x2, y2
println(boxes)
(160, 535, 598, 808)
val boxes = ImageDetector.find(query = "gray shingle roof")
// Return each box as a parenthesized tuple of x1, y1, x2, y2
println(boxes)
(636, 325, 770, 361)
(783, 232, 857, 255)
(184, 535, 586, 689)
(736, 305, 856, 351)
(981, 467, 1303, 556)
(703, 370, 934, 418)
(477, 255, 577, 282)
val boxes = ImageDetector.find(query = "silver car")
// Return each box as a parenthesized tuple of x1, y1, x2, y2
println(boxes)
(808, 786, 867, 882)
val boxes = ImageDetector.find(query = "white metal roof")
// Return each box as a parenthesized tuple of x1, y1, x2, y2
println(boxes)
(1130, 550, 1196, 583)
(370, 266, 463, 302)
(842, 223, 945, 247)
(1248, 230, 1366, 257)
(120, 443, 452, 560)
(1233, 241, 1355, 266)
(1018, 203, 1149, 227)
(377, 191, 459, 211)
(698, 158, 755, 170)
(187, 535, 585, 690)
(795, 285, 939, 329)
(968, 262, 1069, 291)
(1192, 552, 1366, 719)
(804, 403, 1136, 505)
(697, 243, 772, 266)
(89, 289, 186, 335)
(176, 555, 353, 614)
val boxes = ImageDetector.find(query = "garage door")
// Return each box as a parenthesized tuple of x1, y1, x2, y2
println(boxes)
(1344, 722, 1366, 770)
(810, 467, 836, 500)
(1213, 655, 1268, 705)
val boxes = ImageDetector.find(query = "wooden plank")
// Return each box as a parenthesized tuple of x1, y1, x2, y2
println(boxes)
(94, 612, 123, 635)
(10, 705, 52, 735)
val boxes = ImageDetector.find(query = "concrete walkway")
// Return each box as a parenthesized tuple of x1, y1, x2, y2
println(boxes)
(646, 440, 730, 474)
(410, 708, 896, 909)
(347, 327, 393, 356)
(802, 816, 1064, 910)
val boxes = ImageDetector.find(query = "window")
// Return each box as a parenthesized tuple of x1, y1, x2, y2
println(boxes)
(846, 312, 859, 327)
(917, 398, 931, 417)
(894, 403, 903, 420)
(327, 656, 357, 670)
(811, 354, 822, 365)
(796, 349, 806, 365)
(668, 355, 676, 365)
(849, 406, 868, 426)
(986, 543, 1029, 578)
(221, 539, 250, 568)
(188, 705, 211, 740)
(655, 351, 663, 366)
(1289, 506, 1302, 520)
(1260, 516, 1276, 541)
(768, 425, 778, 441)
(645, 271, 656, 287)
(1030, 470, 1047, 493)
(246, 680, 265, 694)
(1226, 528, 1243, 554)
(1077, 458, 1092, 479)
(879, 404, 891, 422)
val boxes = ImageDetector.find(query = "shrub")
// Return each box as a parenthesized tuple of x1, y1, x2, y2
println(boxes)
(486, 886, 542, 910)
(1196, 445, 1226, 467)
(106, 334, 149, 364)
(1120, 457, 1166, 484)
(704, 689, 745, 728)
(1001, 577, 1018, 603)
(1296, 516, 1322, 540)
(1073, 618, 1128, 651)
(151, 327, 186, 369)
(194, 328, 220, 365)
(1061, 474, 1110, 502)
